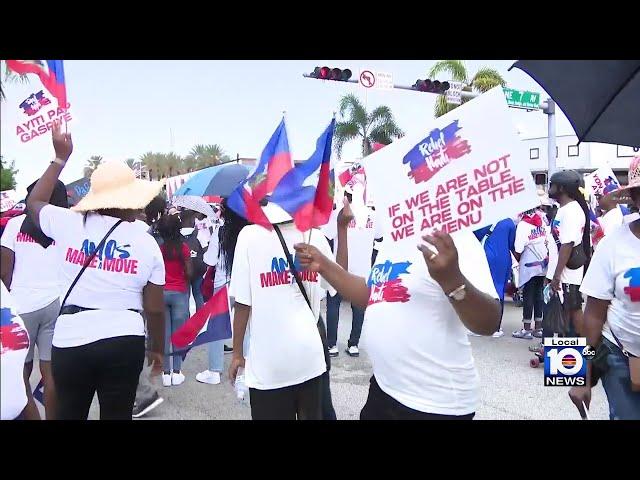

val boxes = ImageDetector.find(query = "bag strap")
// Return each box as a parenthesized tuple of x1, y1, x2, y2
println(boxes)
(481, 224, 496, 247)
(273, 224, 313, 311)
(59, 219, 124, 313)
(608, 326, 632, 358)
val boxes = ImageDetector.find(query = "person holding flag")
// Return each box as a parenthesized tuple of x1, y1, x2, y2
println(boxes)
(226, 118, 349, 419)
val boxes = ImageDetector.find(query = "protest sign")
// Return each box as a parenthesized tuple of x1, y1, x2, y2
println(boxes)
(584, 166, 621, 211)
(16, 90, 72, 144)
(362, 87, 539, 257)
(1, 191, 18, 212)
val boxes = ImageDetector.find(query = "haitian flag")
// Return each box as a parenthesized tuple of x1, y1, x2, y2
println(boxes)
(170, 286, 232, 357)
(247, 118, 292, 201)
(269, 119, 335, 231)
(6, 60, 67, 109)
(227, 119, 292, 230)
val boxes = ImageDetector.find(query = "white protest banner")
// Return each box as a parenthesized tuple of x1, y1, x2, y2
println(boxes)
(16, 90, 72, 144)
(584, 166, 621, 211)
(1, 190, 18, 212)
(362, 87, 539, 257)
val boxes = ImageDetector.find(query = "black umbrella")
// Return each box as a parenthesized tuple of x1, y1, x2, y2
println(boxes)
(510, 60, 640, 147)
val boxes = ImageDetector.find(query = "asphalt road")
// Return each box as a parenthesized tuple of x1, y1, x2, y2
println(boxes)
(29, 300, 609, 420)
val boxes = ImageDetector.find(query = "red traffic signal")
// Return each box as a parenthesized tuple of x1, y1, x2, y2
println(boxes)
(412, 79, 451, 94)
(311, 66, 352, 82)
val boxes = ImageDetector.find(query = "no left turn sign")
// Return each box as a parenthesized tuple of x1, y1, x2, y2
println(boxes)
(359, 70, 376, 88)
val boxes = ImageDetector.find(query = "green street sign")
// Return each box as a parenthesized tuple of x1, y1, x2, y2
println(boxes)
(503, 88, 541, 109)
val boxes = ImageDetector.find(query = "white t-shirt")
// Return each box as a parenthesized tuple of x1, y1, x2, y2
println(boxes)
(322, 206, 383, 278)
(547, 200, 586, 285)
(195, 217, 212, 248)
(39, 205, 166, 348)
(1, 215, 62, 314)
(229, 223, 335, 390)
(599, 206, 624, 237)
(1, 281, 30, 420)
(363, 229, 498, 415)
(514, 218, 550, 288)
(580, 223, 640, 357)
(203, 228, 228, 289)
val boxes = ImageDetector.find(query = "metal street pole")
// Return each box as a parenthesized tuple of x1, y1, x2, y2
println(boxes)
(542, 98, 556, 183)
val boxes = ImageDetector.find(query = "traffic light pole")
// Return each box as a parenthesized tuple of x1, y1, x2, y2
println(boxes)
(304, 73, 558, 184)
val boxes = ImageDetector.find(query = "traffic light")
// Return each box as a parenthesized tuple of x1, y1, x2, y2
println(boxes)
(310, 66, 352, 82)
(412, 79, 450, 94)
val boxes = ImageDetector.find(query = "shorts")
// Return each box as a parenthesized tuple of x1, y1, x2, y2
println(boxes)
(562, 283, 583, 311)
(21, 299, 60, 363)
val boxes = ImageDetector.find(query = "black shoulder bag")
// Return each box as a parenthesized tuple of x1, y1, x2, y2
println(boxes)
(58, 219, 124, 315)
(273, 224, 331, 372)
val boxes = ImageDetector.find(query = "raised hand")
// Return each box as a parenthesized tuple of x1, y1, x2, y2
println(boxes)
(52, 122, 73, 161)
(418, 230, 464, 294)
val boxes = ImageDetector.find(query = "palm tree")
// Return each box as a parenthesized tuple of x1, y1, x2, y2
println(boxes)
(140, 152, 165, 180)
(0, 61, 29, 102)
(428, 60, 506, 118)
(164, 153, 183, 177)
(334, 94, 404, 158)
(188, 144, 227, 168)
(84, 155, 103, 178)
(124, 158, 137, 169)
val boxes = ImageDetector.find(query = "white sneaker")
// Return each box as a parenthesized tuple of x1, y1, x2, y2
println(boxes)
(328, 345, 339, 357)
(346, 345, 360, 357)
(492, 329, 505, 338)
(162, 374, 172, 387)
(467, 329, 481, 337)
(171, 371, 186, 386)
(195, 370, 221, 385)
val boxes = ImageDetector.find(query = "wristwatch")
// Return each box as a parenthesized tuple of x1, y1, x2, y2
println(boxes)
(447, 284, 467, 302)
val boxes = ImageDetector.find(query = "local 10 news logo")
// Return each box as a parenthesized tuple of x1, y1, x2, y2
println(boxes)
(544, 337, 596, 386)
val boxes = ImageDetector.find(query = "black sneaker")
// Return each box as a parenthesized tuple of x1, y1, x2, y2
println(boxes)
(132, 392, 164, 418)
(224, 345, 233, 354)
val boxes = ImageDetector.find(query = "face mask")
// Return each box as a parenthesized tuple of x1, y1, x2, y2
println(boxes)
(180, 227, 195, 236)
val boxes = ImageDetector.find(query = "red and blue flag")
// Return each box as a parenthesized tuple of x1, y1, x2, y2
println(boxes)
(269, 119, 336, 232)
(227, 118, 292, 230)
(6, 60, 67, 109)
(170, 286, 232, 358)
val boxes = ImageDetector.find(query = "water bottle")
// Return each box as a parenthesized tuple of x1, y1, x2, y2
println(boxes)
(235, 367, 249, 405)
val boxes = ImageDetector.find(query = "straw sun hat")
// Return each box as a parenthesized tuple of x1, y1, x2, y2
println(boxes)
(72, 161, 164, 212)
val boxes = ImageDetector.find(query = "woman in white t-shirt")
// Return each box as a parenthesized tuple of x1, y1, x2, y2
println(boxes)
(227, 201, 341, 420)
(196, 199, 249, 386)
(512, 207, 551, 339)
(295, 228, 501, 419)
(546, 170, 591, 336)
(1, 281, 32, 420)
(25, 126, 166, 420)
(1, 179, 68, 420)
(569, 157, 640, 420)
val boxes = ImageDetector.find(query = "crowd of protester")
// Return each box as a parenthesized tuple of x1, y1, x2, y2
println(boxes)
(1, 127, 638, 420)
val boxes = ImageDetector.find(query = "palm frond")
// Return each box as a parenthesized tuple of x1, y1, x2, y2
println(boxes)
(470, 67, 506, 93)
(427, 60, 468, 83)
(338, 94, 368, 128)
(333, 121, 359, 158)
(434, 94, 460, 118)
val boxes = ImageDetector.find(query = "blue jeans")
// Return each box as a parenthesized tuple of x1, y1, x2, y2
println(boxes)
(191, 277, 204, 311)
(601, 338, 640, 420)
(163, 290, 190, 373)
(326, 292, 365, 348)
